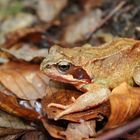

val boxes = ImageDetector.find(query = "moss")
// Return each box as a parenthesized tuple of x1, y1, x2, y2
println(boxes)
(0, 1, 23, 16)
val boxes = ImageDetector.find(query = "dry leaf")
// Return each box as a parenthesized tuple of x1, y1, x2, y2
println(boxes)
(3, 27, 45, 49)
(0, 90, 39, 120)
(21, 131, 45, 140)
(64, 120, 96, 140)
(0, 62, 49, 100)
(79, 0, 103, 11)
(61, 9, 102, 44)
(0, 128, 24, 137)
(40, 117, 65, 139)
(35, 0, 68, 22)
(0, 132, 23, 140)
(0, 110, 34, 130)
(0, 27, 49, 62)
(0, 13, 37, 44)
(105, 82, 140, 129)
(1, 45, 48, 62)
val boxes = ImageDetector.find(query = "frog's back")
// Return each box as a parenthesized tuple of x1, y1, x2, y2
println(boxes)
(52, 38, 140, 88)
(91, 38, 140, 88)
(82, 38, 139, 59)
(60, 38, 139, 66)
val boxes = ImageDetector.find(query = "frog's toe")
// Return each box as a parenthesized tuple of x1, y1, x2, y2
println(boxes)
(54, 106, 74, 120)
(133, 66, 140, 86)
(71, 96, 76, 102)
(48, 103, 70, 109)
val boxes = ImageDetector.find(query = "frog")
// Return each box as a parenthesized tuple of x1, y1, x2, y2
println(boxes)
(40, 38, 140, 120)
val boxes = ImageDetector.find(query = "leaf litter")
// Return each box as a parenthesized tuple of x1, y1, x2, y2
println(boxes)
(0, 0, 139, 139)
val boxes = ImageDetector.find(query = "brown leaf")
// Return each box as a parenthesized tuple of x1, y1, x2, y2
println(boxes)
(0, 27, 49, 62)
(21, 131, 45, 140)
(0, 62, 49, 100)
(105, 82, 140, 129)
(0, 12, 37, 45)
(1, 44, 48, 62)
(35, 0, 68, 22)
(3, 27, 45, 49)
(0, 110, 35, 129)
(0, 90, 39, 120)
(42, 80, 110, 122)
(64, 120, 96, 140)
(79, 0, 103, 11)
(61, 9, 102, 44)
(0, 128, 23, 137)
(40, 117, 65, 139)
(0, 132, 23, 140)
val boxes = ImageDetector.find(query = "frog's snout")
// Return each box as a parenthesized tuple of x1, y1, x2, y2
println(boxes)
(40, 60, 46, 71)
(40, 59, 52, 72)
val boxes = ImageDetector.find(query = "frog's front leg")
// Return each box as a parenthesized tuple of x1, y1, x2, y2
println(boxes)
(48, 85, 110, 120)
(133, 66, 140, 86)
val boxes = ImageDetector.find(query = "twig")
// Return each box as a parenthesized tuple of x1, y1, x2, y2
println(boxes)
(86, 1, 126, 42)
(95, 117, 140, 140)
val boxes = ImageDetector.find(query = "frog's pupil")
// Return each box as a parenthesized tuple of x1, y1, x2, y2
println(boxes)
(58, 64, 70, 71)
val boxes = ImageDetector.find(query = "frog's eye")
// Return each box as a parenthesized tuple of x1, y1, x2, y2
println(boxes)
(57, 61, 71, 73)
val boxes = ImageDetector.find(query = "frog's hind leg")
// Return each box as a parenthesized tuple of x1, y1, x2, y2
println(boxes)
(133, 66, 140, 86)
(48, 87, 110, 120)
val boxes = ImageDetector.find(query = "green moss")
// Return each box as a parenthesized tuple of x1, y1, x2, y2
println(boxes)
(0, 1, 23, 16)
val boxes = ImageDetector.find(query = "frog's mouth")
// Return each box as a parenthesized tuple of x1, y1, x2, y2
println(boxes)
(42, 66, 91, 86)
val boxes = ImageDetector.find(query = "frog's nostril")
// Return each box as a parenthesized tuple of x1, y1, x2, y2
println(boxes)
(45, 64, 51, 69)
(40, 63, 51, 71)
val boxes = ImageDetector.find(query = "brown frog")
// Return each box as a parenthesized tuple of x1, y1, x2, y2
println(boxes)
(40, 38, 140, 120)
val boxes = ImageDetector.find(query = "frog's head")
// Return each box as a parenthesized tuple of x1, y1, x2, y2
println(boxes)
(40, 45, 92, 87)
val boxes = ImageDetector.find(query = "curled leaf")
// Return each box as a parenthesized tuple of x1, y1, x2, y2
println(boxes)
(0, 27, 49, 62)
(2, 27, 45, 49)
(105, 82, 140, 129)
(0, 90, 39, 120)
(40, 117, 65, 139)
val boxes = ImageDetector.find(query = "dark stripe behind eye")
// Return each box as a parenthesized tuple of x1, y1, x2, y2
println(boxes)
(68, 67, 91, 82)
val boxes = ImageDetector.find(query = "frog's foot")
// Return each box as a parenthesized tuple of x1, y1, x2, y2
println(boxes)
(133, 66, 140, 86)
(48, 87, 110, 120)
(48, 103, 71, 110)
(47, 96, 76, 109)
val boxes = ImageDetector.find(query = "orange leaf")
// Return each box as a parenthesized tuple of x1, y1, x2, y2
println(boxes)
(0, 90, 39, 120)
(105, 82, 140, 129)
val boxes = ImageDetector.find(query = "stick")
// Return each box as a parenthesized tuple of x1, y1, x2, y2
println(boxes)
(96, 117, 140, 140)
(86, 1, 126, 42)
